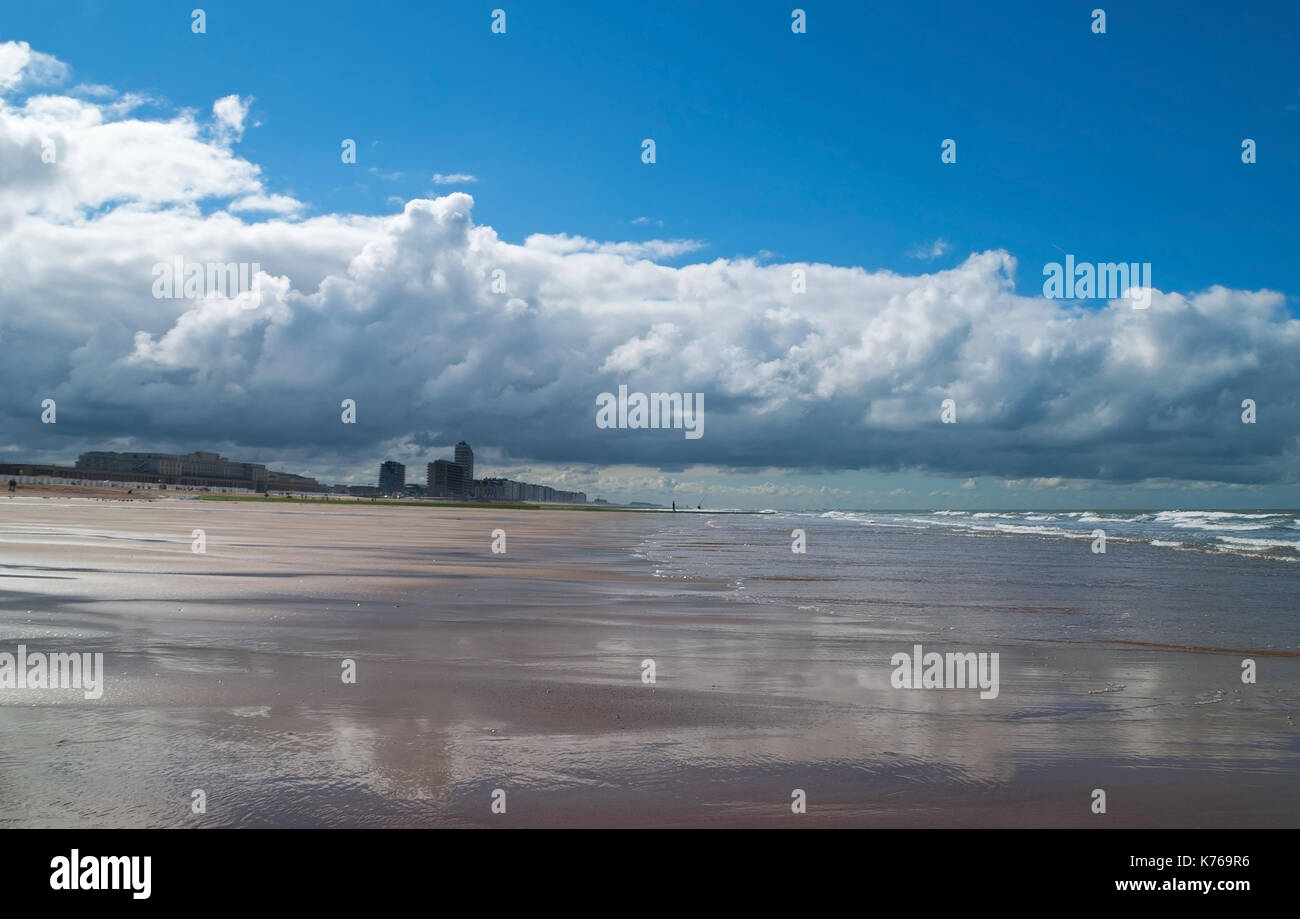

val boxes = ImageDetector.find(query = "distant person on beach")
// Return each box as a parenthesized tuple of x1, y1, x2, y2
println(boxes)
(672, 501, 675, 512)
(7, 479, 15, 492)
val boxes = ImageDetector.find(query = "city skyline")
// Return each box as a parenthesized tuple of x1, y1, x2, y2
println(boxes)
(5, 438, 1300, 511)
(2, 446, 591, 504)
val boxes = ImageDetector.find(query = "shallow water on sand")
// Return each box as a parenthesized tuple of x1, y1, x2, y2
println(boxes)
(1, 498, 1298, 827)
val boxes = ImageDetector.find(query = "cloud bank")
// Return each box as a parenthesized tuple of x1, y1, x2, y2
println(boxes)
(2, 40, 1297, 491)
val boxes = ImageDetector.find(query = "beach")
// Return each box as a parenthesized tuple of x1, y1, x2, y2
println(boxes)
(1, 494, 1298, 827)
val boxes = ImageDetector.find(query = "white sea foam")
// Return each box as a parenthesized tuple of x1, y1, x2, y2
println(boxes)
(992, 523, 1075, 537)
(796, 510, 1300, 563)
(1216, 535, 1300, 551)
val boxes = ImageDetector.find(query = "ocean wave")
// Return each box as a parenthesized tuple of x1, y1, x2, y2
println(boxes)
(991, 523, 1078, 538)
(795, 510, 1300, 565)
(818, 511, 927, 529)
(1161, 510, 1285, 518)
(1174, 521, 1276, 531)
(1216, 535, 1300, 552)
(906, 516, 968, 528)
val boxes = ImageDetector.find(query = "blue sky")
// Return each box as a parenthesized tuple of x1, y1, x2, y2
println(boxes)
(7, 1, 1298, 296)
(2, 2, 1299, 509)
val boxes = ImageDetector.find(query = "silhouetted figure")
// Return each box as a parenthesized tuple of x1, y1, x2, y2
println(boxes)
(7, 479, 15, 492)
(672, 501, 676, 512)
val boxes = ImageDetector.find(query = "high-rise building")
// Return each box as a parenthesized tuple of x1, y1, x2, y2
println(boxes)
(378, 460, 405, 494)
(428, 460, 453, 497)
(428, 459, 468, 497)
(454, 442, 474, 483)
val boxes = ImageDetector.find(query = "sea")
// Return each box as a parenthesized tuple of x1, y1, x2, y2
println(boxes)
(636, 509, 1300, 651)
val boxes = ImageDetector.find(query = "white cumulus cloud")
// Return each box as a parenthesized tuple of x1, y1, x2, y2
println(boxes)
(0, 40, 68, 93)
(0, 39, 1297, 493)
(211, 94, 251, 146)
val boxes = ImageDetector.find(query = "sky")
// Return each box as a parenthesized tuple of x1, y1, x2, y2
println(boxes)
(0, 1, 1298, 509)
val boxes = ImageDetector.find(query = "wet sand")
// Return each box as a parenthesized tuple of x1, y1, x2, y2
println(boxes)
(1, 497, 1298, 827)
